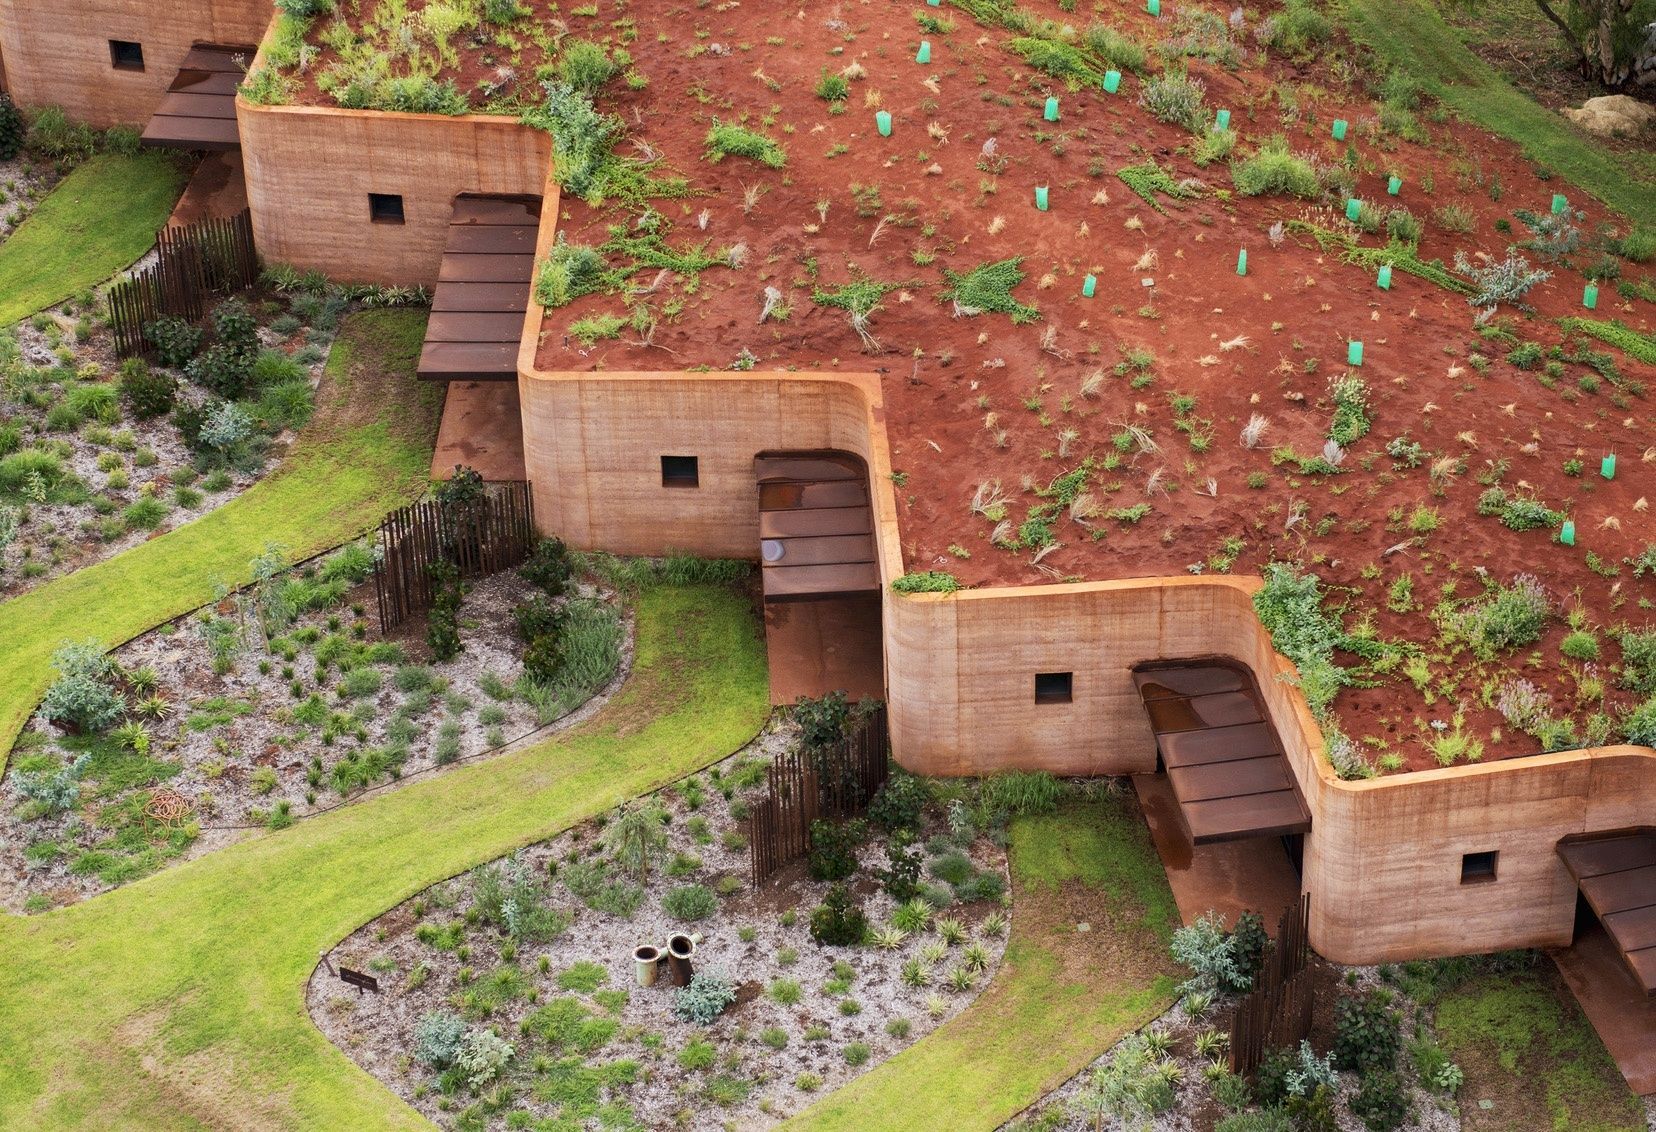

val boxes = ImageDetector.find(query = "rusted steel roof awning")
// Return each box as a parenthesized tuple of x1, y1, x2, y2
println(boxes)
(755, 453, 878, 602)
(1133, 661, 1311, 845)
(1559, 830, 1656, 996)
(141, 45, 252, 151)
(418, 194, 540, 382)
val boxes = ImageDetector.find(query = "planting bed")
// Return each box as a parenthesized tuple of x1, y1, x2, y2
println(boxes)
(478, 0, 1654, 774)
(0, 151, 59, 242)
(307, 720, 1014, 1131)
(0, 544, 626, 913)
(0, 281, 358, 598)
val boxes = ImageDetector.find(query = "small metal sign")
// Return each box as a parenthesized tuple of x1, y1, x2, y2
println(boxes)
(339, 967, 380, 994)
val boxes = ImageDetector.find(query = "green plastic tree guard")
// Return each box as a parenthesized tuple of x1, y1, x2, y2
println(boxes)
(1560, 520, 1576, 547)
(1387, 175, 1402, 195)
(1147, 0, 1160, 14)
(1043, 96, 1059, 122)
(927, 0, 941, 6)
(1347, 341, 1364, 366)
(1377, 265, 1392, 290)
(1215, 109, 1231, 130)
(1551, 193, 1568, 215)
(1602, 454, 1616, 480)
(1331, 119, 1348, 141)
(1035, 185, 1049, 211)
(875, 110, 892, 137)
(1236, 249, 1247, 276)
(1103, 70, 1121, 94)
(1345, 198, 1362, 222)
(1082, 274, 1097, 297)
(1583, 283, 1598, 310)
(916, 40, 931, 64)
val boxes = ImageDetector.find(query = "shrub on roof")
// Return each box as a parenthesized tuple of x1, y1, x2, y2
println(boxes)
(1231, 136, 1320, 198)
(703, 121, 786, 169)
(1082, 23, 1147, 72)
(1138, 67, 1207, 130)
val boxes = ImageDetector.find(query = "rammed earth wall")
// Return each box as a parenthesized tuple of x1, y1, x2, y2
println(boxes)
(514, 169, 1656, 966)
(0, 0, 268, 126)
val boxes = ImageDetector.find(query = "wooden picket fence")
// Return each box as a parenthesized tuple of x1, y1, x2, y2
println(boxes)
(372, 481, 536, 633)
(108, 209, 258, 358)
(749, 708, 890, 886)
(1229, 893, 1314, 1078)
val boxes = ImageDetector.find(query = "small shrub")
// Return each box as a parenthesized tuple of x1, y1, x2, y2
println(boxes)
(677, 1036, 717, 1070)
(145, 317, 203, 368)
(704, 120, 786, 168)
(1332, 990, 1401, 1074)
(1138, 67, 1206, 130)
(672, 970, 738, 1024)
(1232, 136, 1319, 198)
(808, 818, 866, 881)
(868, 772, 928, 832)
(414, 1010, 467, 1068)
(118, 359, 177, 420)
(809, 883, 868, 946)
(1349, 1069, 1409, 1132)
(455, 1028, 513, 1090)
(40, 641, 124, 732)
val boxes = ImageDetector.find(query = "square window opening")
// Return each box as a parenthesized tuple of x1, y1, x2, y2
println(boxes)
(110, 40, 145, 71)
(1460, 851, 1498, 884)
(1034, 671, 1073, 705)
(368, 193, 405, 225)
(661, 455, 699, 488)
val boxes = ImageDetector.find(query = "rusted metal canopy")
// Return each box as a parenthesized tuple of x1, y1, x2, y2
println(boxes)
(418, 194, 541, 382)
(755, 453, 878, 603)
(141, 45, 252, 151)
(1133, 660, 1311, 846)
(1559, 830, 1656, 996)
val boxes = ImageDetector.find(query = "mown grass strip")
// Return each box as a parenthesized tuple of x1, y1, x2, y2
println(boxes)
(0, 309, 440, 771)
(1338, 0, 1656, 224)
(0, 152, 188, 326)
(0, 582, 769, 1129)
(786, 794, 1181, 1130)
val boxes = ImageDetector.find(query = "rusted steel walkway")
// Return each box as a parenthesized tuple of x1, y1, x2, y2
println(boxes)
(141, 45, 251, 151)
(1132, 660, 1311, 845)
(418, 194, 540, 382)
(754, 452, 878, 603)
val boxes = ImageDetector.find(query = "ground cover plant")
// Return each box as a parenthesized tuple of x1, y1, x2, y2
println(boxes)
(0, 531, 625, 911)
(0, 308, 443, 771)
(309, 715, 1028, 1129)
(434, 0, 1656, 776)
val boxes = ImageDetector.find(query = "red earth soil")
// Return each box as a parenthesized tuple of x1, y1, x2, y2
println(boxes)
(326, 0, 1656, 773)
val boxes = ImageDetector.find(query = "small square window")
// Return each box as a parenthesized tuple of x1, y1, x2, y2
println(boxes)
(1034, 671, 1073, 705)
(109, 40, 145, 71)
(1461, 851, 1498, 884)
(368, 193, 405, 225)
(661, 455, 699, 488)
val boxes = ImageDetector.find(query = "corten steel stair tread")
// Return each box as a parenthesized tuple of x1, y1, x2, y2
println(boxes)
(1144, 691, 1264, 734)
(1134, 660, 1309, 846)
(1559, 834, 1656, 878)
(754, 534, 875, 568)
(437, 254, 537, 284)
(1624, 947, 1656, 995)
(758, 507, 873, 539)
(424, 311, 527, 344)
(155, 91, 239, 119)
(754, 456, 862, 483)
(1580, 866, 1656, 916)
(761, 562, 881, 601)
(444, 224, 539, 254)
(1156, 722, 1283, 770)
(1168, 756, 1295, 803)
(759, 480, 869, 511)
(142, 46, 248, 151)
(1182, 791, 1310, 844)
(430, 282, 533, 313)
(1132, 665, 1251, 700)
(450, 195, 542, 226)
(417, 341, 519, 381)
(1604, 905, 1656, 953)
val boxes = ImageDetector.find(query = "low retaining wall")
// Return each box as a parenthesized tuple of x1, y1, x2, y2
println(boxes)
(0, 0, 267, 127)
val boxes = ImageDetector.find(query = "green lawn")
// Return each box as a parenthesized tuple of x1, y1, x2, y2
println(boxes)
(788, 794, 1182, 1130)
(1338, 0, 1656, 224)
(1434, 965, 1645, 1132)
(0, 582, 769, 1129)
(0, 308, 441, 771)
(0, 152, 188, 327)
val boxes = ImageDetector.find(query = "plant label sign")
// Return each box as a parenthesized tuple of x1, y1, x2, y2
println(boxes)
(339, 967, 380, 994)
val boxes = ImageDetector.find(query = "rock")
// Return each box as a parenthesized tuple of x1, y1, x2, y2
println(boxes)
(1562, 95, 1656, 138)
